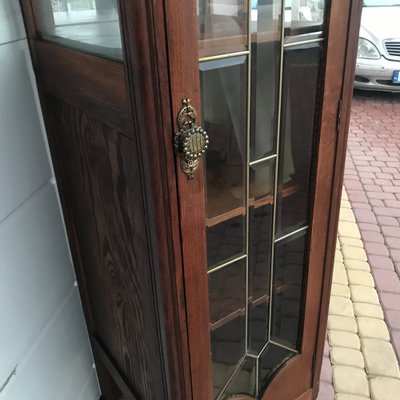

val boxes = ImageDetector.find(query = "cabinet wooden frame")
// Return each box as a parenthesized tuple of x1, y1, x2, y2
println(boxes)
(159, 0, 363, 399)
(18, 0, 362, 399)
(19, 1, 191, 399)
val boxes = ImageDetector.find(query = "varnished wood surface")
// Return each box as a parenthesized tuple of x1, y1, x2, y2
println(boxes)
(118, 0, 194, 398)
(164, 0, 213, 398)
(294, 389, 313, 400)
(44, 96, 166, 399)
(312, 1, 363, 399)
(206, 183, 299, 227)
(21, 0, 194, 398)
(92, 337, 139, 400)
(34, 41, 131, 133)
(19, 0, 38, 41)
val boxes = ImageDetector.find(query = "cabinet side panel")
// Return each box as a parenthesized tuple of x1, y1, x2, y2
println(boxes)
(43, 95, 166, 400)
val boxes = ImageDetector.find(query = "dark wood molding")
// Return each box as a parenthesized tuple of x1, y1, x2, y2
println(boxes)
(33, 41, 131, 133)
(92, 337, 139, 400)
(161, 0, 214, 398)
(41, 96, 168, 399)
(312, 1, 363, 398)
(37, 93, 123, 400)
(19, 0, 38, 40)
(116, 0, 194, 398)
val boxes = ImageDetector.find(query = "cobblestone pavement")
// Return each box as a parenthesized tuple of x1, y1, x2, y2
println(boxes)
(318, 90, 400, 400)
(344, 91, 400, 362)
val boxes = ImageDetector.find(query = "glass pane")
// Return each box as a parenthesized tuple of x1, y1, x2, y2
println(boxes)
(258, 342, 295, 394)
(275, 42, 322, 238)
(201, 56, 248, 268)
(207, 216, 245, 270)
(198, 0, 248, 58)
(271, 230, 307, 349)
(33, 0, 122, 60)
(209, 260, 246, 399)
(248, 160, 275, 353)
(284, 0, 326, 36)
(250, 0, 282, 161)
(223, 357, 257, 398)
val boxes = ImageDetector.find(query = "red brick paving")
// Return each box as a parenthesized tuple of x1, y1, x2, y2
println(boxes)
(344, 90, 400, 363)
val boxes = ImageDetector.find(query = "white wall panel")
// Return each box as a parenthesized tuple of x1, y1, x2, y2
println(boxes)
(0, 1, 25, 45)
(1, 289, 94, 400)
(0, 184, 74, 386)
(0, 4, 100, 399)
(77, 371, 102, 400)
(0, 40, 51, 222)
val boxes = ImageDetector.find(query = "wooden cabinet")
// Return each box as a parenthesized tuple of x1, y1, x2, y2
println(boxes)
(19, 1, 362, 399)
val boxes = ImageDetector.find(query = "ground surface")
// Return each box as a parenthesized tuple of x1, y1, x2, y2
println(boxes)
(345, 91, 400, 361)
(317, 90, 400, 400)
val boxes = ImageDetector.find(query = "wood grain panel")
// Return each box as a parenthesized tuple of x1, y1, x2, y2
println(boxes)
(34, 41, 131, 133)
(45, 96, 166, 399)
(117, 1, 193, 398)
(163, 0, 213, 397)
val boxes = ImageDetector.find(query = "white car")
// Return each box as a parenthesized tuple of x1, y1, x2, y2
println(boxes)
(355, 1, 400, 92)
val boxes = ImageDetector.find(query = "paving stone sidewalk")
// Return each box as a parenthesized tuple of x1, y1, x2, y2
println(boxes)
(344, 91, 400, 362)
(318, 188, 400, 400)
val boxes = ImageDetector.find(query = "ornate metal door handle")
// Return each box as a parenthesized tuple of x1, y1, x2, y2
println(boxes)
(174, 99, 209, 179)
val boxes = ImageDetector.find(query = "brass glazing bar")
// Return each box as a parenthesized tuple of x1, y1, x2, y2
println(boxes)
(244, 0, 253, 361)
(216, 355, 247, 400)
(254, 339, 298, 363)
(269, 339, 299, 354)
(255, 355, 259, 395)
(267, 0, 287, 347)
(249, 154, 277, 167)
(274, 225, 309, 243)
(199, 50, 250, 63)
(256, 339, 270, 361)
(283, 37, 324, 48)
(207, 254, 247, 275)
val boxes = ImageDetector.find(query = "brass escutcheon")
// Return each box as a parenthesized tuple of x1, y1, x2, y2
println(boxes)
(174, 99, 209, 179)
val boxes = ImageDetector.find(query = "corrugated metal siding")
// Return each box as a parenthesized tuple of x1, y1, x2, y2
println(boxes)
(0, 1, 100, 399)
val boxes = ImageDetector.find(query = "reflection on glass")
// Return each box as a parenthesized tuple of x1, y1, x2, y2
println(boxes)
(33, 0, 122, 59)
(271, 231, 307, 349)
(276, 43, 321, 238)
(258, 343, 295, 393)
(197, 0, 248, 58)
(223, 357, 257, 398)
(284, 0, 326, 35)
(248, 160, 275, 353)
(201, 56, 247, 268)
(209, 260, 246, 399)
(202, 1, 326, 396)
(250, 0, 281, 161)
(207, 216, 244, 270)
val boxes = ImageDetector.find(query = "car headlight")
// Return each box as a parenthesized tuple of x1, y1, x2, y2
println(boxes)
(358, 38, 380, 60)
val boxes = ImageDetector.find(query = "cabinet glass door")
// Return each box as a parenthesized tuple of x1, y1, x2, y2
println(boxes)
(197, 1, 327, 398)
(33, 0, 122, 59)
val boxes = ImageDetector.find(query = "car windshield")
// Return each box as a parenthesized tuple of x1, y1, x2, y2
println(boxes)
(364, 0, 400, 6)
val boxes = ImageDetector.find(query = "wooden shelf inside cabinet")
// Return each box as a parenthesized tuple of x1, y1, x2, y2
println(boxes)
(197, 15, 322, 60)
(209, 282, 291, 332)
(206, 182, 301, 228)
